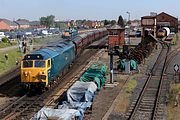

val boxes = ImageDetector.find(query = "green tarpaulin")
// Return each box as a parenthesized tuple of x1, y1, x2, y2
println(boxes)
(118, 59, 137, 71)
(79, 63, 108, 91)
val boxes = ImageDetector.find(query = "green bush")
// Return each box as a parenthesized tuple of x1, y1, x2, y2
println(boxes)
(2, 37, 10, 43)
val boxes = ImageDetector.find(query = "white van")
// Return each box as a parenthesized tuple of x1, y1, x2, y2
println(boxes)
(0, 32, 5, 41)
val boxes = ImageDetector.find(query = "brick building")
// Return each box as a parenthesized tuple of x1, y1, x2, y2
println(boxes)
(14, 19, 30, 29)
(107, 25, 125, 47)
(156, 12, 178, 32)
(0, 19, 18, 31)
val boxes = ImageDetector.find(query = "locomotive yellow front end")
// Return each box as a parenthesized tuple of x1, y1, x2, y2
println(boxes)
(21, 60, 48, 89)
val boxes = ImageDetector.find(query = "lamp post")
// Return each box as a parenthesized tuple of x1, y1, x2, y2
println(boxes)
(126, 11, 130, 45)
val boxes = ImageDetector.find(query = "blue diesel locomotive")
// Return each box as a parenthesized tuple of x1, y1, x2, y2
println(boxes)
(21, 40, 75, 89)
(21, 29, 108, 90)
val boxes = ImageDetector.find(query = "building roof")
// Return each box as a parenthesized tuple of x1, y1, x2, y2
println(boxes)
(157, 12, 178, 20)
(0, 18, 18, 26)
(29, 21, 41, 26)
(141, 16, 156, 19)
(14, 19, 29, 25)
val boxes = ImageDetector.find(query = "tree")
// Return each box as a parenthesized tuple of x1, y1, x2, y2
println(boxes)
(104, 20, 110, 25)
(40, 15, 55, 28)
(46, 15, 55, 28)
(40, 17, 47, 27)
(117, 15, 124, 27)
(111, 20, 116, 26)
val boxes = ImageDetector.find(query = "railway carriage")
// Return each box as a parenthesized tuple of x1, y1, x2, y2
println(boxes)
(94, 30, 100, 40)
(86, 32, 94, 44)
(80, 33, 89, 48)
(71, 36, 83, 56)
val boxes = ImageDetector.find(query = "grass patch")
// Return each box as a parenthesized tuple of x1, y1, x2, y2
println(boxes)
(0, 41, 17, 48)
(171, 34, 178, 45)
(0, 35, 62, 75)
(126, 79, 137, 93)
(167, 83, 180, 120)
(0, 48, 22, 74)
(33, 35, 61, 45)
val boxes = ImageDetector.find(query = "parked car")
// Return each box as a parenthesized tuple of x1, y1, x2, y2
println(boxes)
(5, 32, 17, 40)
(136, 30, 141, 37)
(41, 30, 49, 36)
(0, 32, 5, 41)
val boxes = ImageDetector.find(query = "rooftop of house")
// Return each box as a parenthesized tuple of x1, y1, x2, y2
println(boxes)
(14, 19, 30, 25)
(0, 18, 18, 26)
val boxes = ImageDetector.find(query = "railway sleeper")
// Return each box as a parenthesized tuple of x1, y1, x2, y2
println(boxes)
(138, 107, 153, 112)
(142, 98, 155, 102)
(140, 102, 154, 106)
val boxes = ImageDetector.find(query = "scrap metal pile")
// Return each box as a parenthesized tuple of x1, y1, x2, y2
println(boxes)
(118, 35, 157, 71)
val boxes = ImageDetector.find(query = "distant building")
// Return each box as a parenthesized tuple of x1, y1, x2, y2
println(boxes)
(141, 11, 178, 38)
(107, 25, 125, 47)
(83, 21, 103, 29)
(0, 19, 18, 31)
(130, 20, 141, 27)
(14, 19, 30, 29)
(156, 12, 178, 32)
(29, 21, 44, 28)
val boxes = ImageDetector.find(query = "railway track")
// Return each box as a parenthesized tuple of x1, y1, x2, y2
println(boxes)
(0, 37, 107, 120)
(126, 43, 170, 120)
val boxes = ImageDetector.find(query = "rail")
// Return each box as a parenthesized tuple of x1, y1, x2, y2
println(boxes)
(128, 42, 169, 120)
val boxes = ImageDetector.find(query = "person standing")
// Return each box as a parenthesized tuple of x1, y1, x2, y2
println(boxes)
(23, 41, 27, 54)
(5, 54, 8, 63)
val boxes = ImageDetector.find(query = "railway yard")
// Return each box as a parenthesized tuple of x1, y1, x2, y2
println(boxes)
(0, 12, 180, 120)
(0, 31, 179, 120)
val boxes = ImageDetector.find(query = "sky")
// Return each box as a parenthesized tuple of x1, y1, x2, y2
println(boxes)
(0, 0, 179, 21)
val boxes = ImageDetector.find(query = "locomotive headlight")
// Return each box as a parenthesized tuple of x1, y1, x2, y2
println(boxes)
(24, 71, 28, 77)
(24, 71, 31, 77)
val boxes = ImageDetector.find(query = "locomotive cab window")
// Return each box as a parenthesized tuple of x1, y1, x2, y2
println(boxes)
(23, 60, 33, 68)
(35, 60, 45, 68)
(47, 60, 51, 68)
